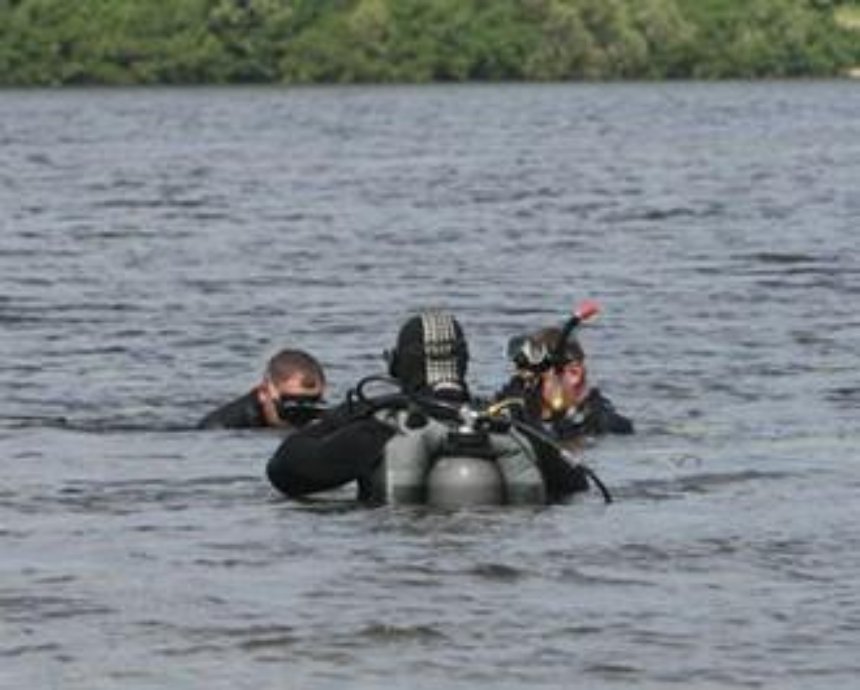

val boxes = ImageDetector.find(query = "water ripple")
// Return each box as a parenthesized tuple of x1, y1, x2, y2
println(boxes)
(1, 82, 859, 690)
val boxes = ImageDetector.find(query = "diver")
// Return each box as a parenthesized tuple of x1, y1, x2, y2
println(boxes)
(498, 305, 633, 441)
(266, 310, 594, 505)
(198, 348, 327, 430)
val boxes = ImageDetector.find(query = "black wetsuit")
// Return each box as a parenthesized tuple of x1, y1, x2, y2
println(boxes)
(198, 389, 326, 431)
(553, 387, 634, 437)
(266, 388, 589, 502)
(496, 377, 634, 440)
(198, 390, 265, 429)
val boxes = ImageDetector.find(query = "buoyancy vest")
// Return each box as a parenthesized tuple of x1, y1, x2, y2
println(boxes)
(364, 408, 547, 506)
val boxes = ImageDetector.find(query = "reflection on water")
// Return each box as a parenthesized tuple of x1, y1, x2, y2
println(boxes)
(1, 83, 859, 689)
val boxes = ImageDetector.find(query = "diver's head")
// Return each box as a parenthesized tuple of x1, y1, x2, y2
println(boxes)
(386, 310, 469, 397)
(507, 326, 588, 420)
(540, 359, 588, 420)
(529, 328, 588, 419)
(257, 348, 326, 427)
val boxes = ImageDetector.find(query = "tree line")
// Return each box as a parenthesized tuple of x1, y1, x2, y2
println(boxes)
(1, 0, 858, 85)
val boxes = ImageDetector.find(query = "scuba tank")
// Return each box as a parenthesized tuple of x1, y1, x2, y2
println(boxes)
(366, 401, 546, 507)
(353, 374, 611, 508)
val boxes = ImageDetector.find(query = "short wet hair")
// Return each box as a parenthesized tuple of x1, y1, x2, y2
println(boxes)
(265, 349, 326, 389)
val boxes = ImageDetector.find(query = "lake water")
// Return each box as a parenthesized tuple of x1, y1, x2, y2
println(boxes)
(1, 82, 859, 689)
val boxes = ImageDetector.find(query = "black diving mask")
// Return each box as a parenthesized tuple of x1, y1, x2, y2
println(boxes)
(506, 335, 549, 370)
(273, 394, 326, 426)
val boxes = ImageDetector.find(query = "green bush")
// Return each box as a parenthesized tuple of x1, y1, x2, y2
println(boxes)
(0, 0, 857, 85)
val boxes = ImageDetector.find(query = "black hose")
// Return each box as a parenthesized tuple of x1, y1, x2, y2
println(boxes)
(351, 377, 466, 422)
(354, 374, 401, 402)
(581, 464, 613, 504)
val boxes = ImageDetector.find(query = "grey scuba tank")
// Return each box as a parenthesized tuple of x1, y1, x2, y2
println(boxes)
(425, 455, 505, 508)
(366, 408, 547, 507)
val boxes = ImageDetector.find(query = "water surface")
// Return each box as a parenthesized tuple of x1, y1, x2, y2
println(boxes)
(1, 82, 859, 689)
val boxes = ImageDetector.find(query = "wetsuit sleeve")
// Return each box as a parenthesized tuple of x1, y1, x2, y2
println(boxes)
(198, 390, 264, 429)
(583, 388, 634, 435)
(266, 406, 396, 497)
(536, 449, 590, 502)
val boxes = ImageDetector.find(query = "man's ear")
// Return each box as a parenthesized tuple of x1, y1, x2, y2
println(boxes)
(256, 382, 285, 428)
(256, 382, 273, 404)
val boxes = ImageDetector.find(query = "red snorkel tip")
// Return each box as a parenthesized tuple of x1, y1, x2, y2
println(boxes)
(574, 299, 600, 322)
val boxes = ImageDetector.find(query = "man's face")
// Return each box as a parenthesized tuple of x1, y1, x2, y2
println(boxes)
(259, 374, 325, 427)
(540, 361, 587, 419)
(275, 373, 324, 400)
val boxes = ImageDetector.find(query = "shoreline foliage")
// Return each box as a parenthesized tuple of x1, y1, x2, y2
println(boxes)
(1, 0, 858, 85)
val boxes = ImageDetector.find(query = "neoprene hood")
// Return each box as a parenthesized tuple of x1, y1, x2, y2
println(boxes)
(387, 310, 469, 394)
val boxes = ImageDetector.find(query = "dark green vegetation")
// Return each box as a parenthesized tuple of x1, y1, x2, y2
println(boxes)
(1, 0, 858, 85)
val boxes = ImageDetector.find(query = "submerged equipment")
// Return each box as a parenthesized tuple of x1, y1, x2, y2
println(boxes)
(349, 377, 611, 507)
(365, 405, 548, 507)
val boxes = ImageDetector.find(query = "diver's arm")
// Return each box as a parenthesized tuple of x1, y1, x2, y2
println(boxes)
(266, 411, 395, 497)
(583, 388, 634, 435)
(536, 448, 590, 501)
(197, 390, 263, 429)
(513, 424, 590, 501)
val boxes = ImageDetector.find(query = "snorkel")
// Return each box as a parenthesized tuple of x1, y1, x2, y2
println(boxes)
(551, 300, 599, 367)
(545, 300, 599, 416)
